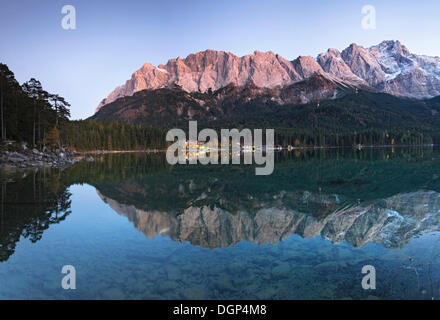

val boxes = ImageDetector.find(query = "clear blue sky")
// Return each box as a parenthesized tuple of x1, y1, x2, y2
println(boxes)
(1, 0, 439, 119)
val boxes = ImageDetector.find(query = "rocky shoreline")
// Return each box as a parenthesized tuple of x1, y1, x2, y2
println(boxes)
(0, 143, 83, 170)
(80, 149, 162, 154)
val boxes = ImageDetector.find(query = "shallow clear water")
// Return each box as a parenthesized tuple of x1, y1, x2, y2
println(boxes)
(1, 147, 440, 299)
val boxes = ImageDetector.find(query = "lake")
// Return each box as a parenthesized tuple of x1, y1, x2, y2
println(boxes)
(1, 147, 440, 299)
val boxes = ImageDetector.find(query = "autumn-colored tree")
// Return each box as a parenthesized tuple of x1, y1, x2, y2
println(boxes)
(43, 127, 60, 148)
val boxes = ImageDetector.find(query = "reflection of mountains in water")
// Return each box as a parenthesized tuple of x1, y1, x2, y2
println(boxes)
(97, 188, 440, 249)
(2, 148, 440, 261)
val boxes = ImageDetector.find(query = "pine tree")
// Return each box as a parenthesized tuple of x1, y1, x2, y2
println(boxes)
(0, 64, 20, 140)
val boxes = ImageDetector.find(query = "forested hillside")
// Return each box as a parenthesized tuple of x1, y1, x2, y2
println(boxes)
(0, 63, 167, 151)
(91, 85, 440, 147)
(62, 121, 166, 151)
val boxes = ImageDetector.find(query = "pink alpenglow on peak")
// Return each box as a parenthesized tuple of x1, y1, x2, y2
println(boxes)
(96, 41, 440, 112)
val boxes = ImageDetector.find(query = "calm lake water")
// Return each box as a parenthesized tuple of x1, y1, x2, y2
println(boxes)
(1, 147, 440, 300)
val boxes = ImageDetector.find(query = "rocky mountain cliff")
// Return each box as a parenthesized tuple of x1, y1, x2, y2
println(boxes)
(96, 40, 440, 112)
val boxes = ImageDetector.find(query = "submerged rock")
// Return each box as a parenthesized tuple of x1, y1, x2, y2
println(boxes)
(182, 286, 207, 300)
(271, 262, 291, 279)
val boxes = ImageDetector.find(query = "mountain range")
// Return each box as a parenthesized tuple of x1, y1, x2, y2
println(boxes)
(96, 40, 440, 109)
(92, 40, 440, 131)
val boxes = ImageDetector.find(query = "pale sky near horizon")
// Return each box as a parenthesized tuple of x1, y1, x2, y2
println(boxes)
(1, 0, 439, 119)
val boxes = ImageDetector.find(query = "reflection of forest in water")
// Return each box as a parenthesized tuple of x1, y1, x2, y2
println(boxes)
(2, 147, 440, 261)
(0, 169, 71, 261)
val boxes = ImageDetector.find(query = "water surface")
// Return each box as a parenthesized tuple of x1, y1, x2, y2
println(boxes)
(1, 147, 440, 299)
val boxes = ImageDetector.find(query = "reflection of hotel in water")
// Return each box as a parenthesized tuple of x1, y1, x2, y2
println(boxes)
(184, 140, 218, 150)
(184, 140, 239, 153)
(184, 140, 283, 152)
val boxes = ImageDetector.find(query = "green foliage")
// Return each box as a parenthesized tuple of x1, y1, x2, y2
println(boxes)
(0, 63, 68, 147)
(61, 120, 167, 151)
(0, 63, 166, 151)
(272, 128, 434, 147)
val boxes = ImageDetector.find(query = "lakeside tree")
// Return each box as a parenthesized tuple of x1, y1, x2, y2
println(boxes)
(0, 64, 71, 147)
(21, 78, 52, 146)
(49, 94, 71, 129)
(0, 64, 21, 141)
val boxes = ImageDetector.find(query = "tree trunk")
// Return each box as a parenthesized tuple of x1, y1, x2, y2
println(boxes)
(55, 100, 58, 128)
(0, 86, 3, 141)
(33, 101, 36, 146)
(38, 110, 41, 147)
